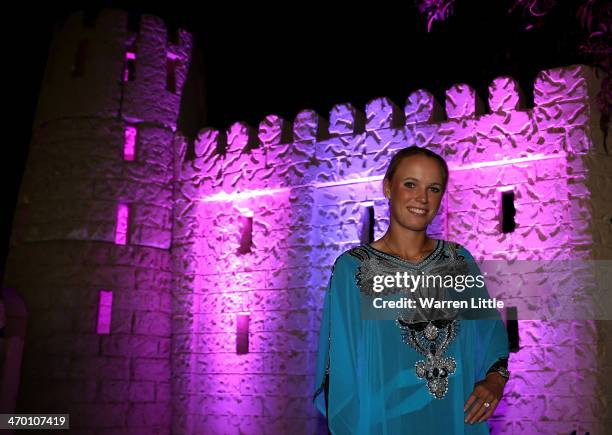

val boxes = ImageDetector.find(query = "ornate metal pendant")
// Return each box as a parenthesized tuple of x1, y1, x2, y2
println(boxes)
(415, 354, 457, 399)
(396, 318, 459, 399)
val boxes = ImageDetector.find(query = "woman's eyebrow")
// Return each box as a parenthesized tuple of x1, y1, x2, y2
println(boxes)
(402, 177, 443, 185)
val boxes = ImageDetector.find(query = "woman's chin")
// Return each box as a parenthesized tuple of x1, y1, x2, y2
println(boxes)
(400, 215, 432, 228)
(398, 221, 430, 232)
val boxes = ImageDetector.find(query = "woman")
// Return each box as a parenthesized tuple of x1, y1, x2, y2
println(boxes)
(313, 146, 510, 434)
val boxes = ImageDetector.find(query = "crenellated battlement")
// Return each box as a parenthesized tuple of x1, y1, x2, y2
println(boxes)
(177, 64, 604, 196)
(35, 9, 193, 131)
(55, 9, 192, 46)
(19, 9, 193, 251)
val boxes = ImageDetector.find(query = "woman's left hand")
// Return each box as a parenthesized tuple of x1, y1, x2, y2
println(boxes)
(463, 373, 507, 424)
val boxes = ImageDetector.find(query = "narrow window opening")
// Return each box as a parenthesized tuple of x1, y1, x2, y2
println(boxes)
(166, 56, 177, 93)
(168, 28, 180, 45)
(237, 213, 253, 255)
(124, 51, 136, 82)
(236, 313, 250, 354)
(506, 306, 519, 352)
(115, 203, 129, 245)
(124, 125, 137, 161)
(72, 39, 90, 77)
(501, 190, 516, 233)
(359, 202, 375, 244)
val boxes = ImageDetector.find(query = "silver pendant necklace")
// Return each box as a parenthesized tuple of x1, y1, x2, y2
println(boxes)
(396, 318, 459, 399)
(380, 236, 458, 399)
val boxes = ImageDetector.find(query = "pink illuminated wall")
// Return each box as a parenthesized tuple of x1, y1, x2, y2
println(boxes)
(96, 290, 113, 334)
(171, 65, 610, 434)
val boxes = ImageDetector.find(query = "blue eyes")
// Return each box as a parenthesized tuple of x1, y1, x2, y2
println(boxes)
(403, 182, 441, 193)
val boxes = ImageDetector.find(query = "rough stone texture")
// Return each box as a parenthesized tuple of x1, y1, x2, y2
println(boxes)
(14, 118, 174, 249)
(226, 122, 257, 154)
(3, 10, 611, 434)
(328, 103, 365, 135)
(488, 77, 525, 112)
(174, 63, 610, 434)
(3, 242, 172, 433)
(34, 10, 127, 123)
(405, 89, 443, 123)
(293, 110, 329, 142)
(365, 97, 404, 131)
(121, 14, 192, 130)
(258, 115, 291, 147)
(446, 83, 485, 119)
(3, 9, 189, 434)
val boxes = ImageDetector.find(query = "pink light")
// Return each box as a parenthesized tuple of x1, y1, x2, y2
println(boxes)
(124, 52, 136, 82)
(115, 203, 129, 245)
(96, 290, 113, 334)
(124, 125, 137, 161)
(448, 152, 565, 171)
(200, 176, 386, 202)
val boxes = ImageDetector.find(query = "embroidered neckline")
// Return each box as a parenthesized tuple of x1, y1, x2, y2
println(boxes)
(363, 239, 444, 269)
(348, 239, 467, 400)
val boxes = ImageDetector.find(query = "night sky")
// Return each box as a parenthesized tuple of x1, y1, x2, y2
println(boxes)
(2, 1, 591, 278)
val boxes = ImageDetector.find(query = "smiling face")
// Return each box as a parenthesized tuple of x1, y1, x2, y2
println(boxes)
(383, 154, 445, 231)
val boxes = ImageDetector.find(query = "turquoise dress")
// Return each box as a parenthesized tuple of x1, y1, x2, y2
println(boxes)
(313, 239, 509, 434)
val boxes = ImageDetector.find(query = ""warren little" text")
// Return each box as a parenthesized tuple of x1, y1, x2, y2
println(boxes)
(373, 297, 504, 309)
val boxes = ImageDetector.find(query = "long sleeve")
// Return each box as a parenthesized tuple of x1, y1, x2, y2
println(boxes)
(312, 265, 332, 417)
(313, 241, 510, 434)
(312, 253, 361, 434)
(458, 246, 509, 381)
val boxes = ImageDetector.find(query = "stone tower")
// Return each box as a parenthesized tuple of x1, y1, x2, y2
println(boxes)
(3, 9, 192, 433)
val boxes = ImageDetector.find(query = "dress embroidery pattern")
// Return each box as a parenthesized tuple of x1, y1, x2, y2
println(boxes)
(396, 318, 459, 399)
(349, 239, 470, 399)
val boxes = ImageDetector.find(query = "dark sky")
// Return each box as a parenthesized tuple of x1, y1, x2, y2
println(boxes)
(2, 1, 590, 277)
